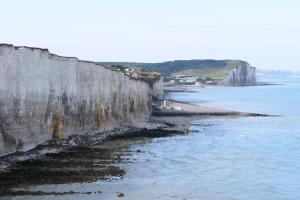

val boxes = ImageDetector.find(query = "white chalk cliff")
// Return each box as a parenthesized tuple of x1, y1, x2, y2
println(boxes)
(220, 61, 256, 86)
(0, 44, 163, 156)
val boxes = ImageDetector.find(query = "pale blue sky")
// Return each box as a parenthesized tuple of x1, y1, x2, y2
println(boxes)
(1, 0, 300, 70)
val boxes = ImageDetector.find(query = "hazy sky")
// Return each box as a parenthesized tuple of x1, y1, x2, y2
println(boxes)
(1, 0, 300, 70)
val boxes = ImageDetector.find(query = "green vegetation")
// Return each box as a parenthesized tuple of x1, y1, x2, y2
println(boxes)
(172, 64, 237, 80)
(99, 60, 243, 80)
(138, 71, 161, 79)
(136, 71, 161, 88)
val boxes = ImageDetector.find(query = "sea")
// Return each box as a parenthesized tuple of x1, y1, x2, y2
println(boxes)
(2, 73, 300, 200)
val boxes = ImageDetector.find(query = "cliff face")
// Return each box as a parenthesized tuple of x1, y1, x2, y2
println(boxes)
(0, 44, 163, 157)
(220, 61, 256, 86)
(151, 78, 164, 99)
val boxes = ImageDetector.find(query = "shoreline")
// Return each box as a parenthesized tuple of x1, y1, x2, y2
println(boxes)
(0, 99, 276, 173)
(0, 119, 174, 172)
(153, 100, 276, 117)
(163, 81, 281, 93)
(0, 91, 279, 196)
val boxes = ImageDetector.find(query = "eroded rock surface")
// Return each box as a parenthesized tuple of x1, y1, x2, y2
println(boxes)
(0, 44, 163, 156)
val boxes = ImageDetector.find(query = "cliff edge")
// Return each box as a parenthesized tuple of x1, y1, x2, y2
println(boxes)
(0, 44, 163, 157)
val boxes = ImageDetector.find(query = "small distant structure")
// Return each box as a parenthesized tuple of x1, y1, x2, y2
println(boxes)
(110, 64, 124, 71)
(204, 80, 216, 85)
(195, 81, 202, 86)
(160, 100, 182, 111)
(162, 100, 167, 107)
(163, 77, 176, 87)
(109, 65, 140, 78)
(177, 76, 197, 85)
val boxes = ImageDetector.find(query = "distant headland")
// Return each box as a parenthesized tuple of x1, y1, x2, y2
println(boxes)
(98, 60, 256, 86)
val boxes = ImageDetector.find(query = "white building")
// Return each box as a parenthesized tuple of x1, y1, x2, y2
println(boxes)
(178, 76, 197, 84)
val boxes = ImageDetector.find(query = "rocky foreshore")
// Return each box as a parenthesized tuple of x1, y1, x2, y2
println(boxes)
(0, 99, 276, 173)
(0, 97, 279, 197)
(0, 118, 176, 173)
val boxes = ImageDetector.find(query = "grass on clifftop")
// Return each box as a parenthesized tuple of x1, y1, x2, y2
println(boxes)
(172, 64, 237, 80)
(98, 60, 243, 80)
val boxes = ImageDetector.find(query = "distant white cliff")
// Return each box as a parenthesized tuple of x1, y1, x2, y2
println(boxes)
(220, 61, 256, 86)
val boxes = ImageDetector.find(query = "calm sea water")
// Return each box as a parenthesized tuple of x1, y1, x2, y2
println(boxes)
(4, 75, 300, 200)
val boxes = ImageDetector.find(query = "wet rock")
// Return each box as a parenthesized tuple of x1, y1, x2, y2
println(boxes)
(116, 192, 125, 197)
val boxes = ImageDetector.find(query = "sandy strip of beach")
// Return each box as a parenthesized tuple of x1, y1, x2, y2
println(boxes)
(152, 99, 274, 118)
(166, 101, 233, 113)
